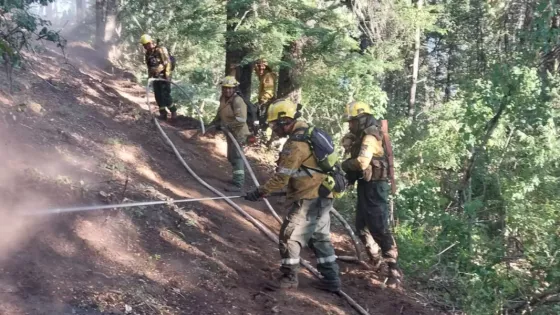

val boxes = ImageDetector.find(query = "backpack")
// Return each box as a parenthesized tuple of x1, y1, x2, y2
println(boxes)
(290, 126, 347, 196)
(155, 39, 176, 72)
(234, 91, 260, 135)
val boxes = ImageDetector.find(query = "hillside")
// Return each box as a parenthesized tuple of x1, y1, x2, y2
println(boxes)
(0, 41, 440, 315)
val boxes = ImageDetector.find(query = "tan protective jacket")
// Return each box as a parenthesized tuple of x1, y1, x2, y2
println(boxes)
(342, 125, 387, 180)
(260, 121, 328, 203)
(145, 46, 172, 78)
(257, 72, 276, 104)
(214, 94, 251, 143)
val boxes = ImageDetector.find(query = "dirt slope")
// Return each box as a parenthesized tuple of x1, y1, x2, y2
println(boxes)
(0, 41, 441, 315)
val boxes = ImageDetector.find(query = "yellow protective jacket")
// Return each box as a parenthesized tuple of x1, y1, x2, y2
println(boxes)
(341, 125, 387, 179)
(145, 46, 172, 78)
(257, 71, 276, 104)
(259, 121, 328, 203)
(214, 94, 251, 143)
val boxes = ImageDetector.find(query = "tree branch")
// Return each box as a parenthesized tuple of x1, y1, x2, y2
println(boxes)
(506, 289, 560, 314)
(460, 90, 510, 190)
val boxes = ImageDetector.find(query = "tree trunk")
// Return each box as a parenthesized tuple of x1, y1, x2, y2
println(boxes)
(408, 0, 423, 118)
(46, 1, 54, 18)
(103, 0, 117, 43)
(95, 0, 106, 49)
(76, 0, 85, 22)
(444, 45, 454, 103)
(277, 38, 306, 104)
(225, 0, 252, 97)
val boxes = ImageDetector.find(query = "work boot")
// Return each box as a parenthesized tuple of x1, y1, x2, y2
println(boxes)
(223, 184, 243, 193)
(312, 278, 341, 293)
(170, 111, 178, 120)
(264, 273, 298, 291)
(386, 263, 403, 289)
(365, 247, 382, 270)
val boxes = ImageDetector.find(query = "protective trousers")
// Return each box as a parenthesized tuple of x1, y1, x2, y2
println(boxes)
(356, 179, 398, 263)
(279, 198, 340, 281)
(153, 80, 176, 117)
(226, 135, 245, 188)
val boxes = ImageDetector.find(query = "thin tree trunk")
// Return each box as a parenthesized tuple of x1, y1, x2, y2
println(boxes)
(225, 0, 252, 97)
(444, 45, 453, 103)
(76, 0, 85, 22)
(103, 0, 117, 51)
(95, 0, 106, 49)
(277, 38, 306, 104)
(408, 0, 423, 118)
(46, 1, 54, 18)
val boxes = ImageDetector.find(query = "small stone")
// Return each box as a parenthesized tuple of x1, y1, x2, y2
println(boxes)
(27, 101, 43, 115)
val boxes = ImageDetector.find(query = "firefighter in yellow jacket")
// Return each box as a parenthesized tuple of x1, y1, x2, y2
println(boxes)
(341, 101, 402, 288)
(211, 76, 252, 191)
(254, 59, 277, 142)
(140, 34, 176, 120)
(254, 59, 276, 106)
(245, 99, 341, 292)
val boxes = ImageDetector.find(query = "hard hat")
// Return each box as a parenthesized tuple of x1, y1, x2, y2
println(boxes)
(140, 34, 153, 45)
(255, 58, 268, 66)
(344, 101, 371, 121)
(267, 99, 297, 123)
(221, 76, 239, 88)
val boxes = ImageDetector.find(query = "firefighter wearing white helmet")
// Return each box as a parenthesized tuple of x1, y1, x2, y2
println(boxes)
(341, 100, 402, 288)
(210, 76, 252, 192)
(140, 34, 176, 120)
(245, 98, 341, 293)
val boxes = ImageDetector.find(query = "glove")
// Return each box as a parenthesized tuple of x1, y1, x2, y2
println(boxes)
(345, 170, 360, 184)
(245, 188, 263, 201)
(341, 159, 352, 173)
(246, 135, 257, 145)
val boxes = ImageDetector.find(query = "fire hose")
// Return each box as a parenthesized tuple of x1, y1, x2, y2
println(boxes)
(153, 117, 370, 315)
(224, 130, 362, 263)
(145, 80, 370, 314)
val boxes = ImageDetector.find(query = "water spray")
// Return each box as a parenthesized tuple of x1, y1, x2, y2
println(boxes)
(21, 195, 242, 216)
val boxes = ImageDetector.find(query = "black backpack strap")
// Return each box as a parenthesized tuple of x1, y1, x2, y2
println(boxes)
(289, 127, 308, 142)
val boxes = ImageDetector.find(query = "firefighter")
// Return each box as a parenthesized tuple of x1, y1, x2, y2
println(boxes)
(140, 34, 176, 120)
(340, 101, 402, 288)
(211, 76, 252, 192)
(254, 59, 277, 144)
(245, 99, 341, 292)
(254, 59, 276, 107)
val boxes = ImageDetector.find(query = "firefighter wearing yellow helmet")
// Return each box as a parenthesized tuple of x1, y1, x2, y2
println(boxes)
(341, 100, 402, 288)
(253, 59, 277, 144)
(245, 99, 341, 293)
(254, 59, 276, 106)
(210, 76, 252, 192)
(140, 34, 176, 120)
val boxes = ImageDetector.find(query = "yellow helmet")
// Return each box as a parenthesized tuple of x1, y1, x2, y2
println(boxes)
(267, 99, 297, 123)
(344, 101, 371, 121)
(140, 34, 153, 45)
(221, 76, 239, 88)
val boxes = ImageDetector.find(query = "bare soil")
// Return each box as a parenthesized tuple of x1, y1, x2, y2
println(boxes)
(0, 40, 442, 315)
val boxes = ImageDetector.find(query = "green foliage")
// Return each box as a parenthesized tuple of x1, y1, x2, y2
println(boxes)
(87, 0, 560, 313)
(0, 0, 63, 58)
